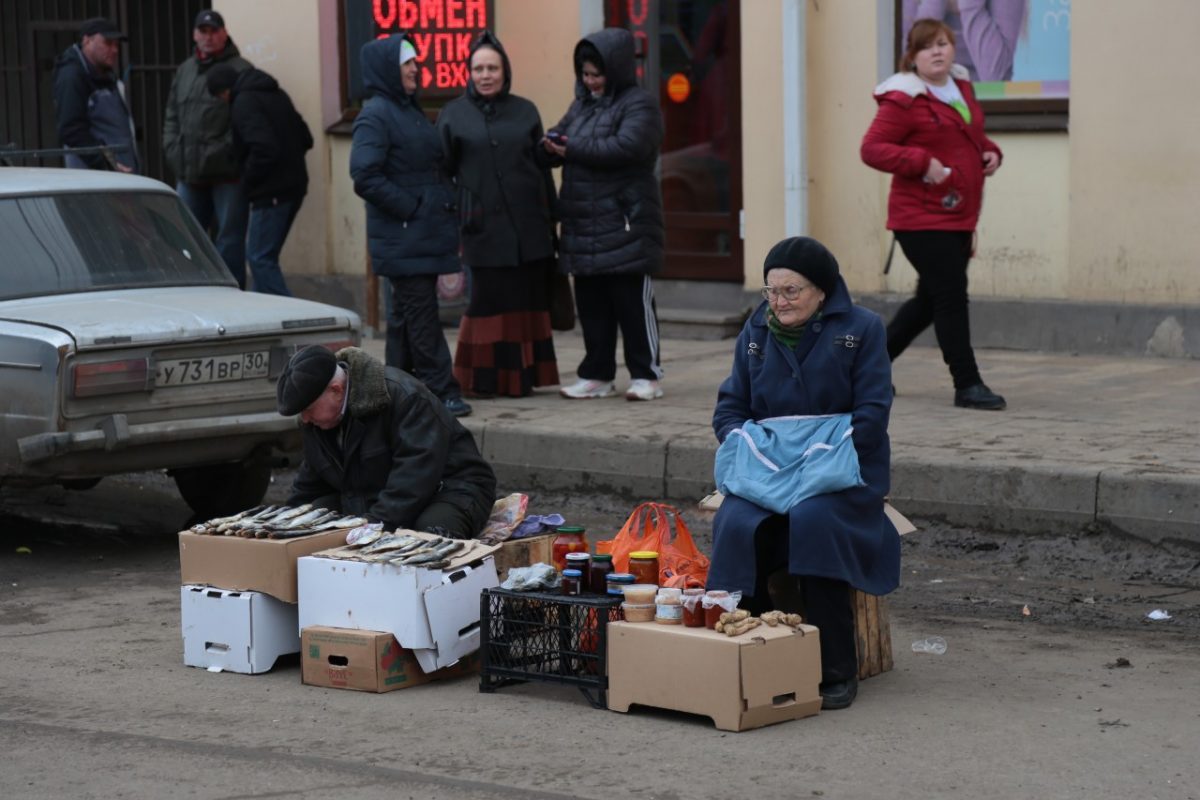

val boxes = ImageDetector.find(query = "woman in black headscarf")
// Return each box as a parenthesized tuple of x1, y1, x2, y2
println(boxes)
(437, 31, 560, 398)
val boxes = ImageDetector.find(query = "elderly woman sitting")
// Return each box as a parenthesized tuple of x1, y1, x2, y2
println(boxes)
(708, 237, 901, 710)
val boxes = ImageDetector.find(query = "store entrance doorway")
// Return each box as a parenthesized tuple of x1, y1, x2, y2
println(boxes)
(607, 0, 744, 282)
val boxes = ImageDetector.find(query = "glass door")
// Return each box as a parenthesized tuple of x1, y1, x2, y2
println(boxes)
(607, 0, 743, 281)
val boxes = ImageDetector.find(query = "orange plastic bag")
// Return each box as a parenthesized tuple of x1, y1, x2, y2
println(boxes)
(597, 502, 710, 589)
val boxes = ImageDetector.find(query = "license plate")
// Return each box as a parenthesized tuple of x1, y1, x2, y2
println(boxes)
(155, 351, 270, 387)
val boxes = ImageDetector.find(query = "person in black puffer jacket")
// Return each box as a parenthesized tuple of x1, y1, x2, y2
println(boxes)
(350, 34, 470, 418)
(207, 65, 313, 297)
(437, 31, 560, 398)
(545, 28, 666, 403)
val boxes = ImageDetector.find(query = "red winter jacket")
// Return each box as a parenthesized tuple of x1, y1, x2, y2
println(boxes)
(860, 68, 1001, 232)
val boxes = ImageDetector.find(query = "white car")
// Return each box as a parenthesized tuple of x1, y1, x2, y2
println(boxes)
(0, 168, 360, 517)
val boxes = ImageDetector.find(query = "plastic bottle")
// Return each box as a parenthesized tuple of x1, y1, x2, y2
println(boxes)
(911, 636, 947, 655)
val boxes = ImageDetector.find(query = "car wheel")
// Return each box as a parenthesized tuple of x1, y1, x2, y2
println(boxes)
(173, 458, 272, 519)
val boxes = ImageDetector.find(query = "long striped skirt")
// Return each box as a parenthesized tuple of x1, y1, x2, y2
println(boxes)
(453, 260, 560, 398)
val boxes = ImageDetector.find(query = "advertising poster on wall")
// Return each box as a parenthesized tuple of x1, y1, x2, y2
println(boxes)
(897, 0, 1069, 102)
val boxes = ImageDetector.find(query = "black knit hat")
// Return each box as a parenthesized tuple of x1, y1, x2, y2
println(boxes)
(763, 237, 840, 297)
(205, 63, 240, 96)
(276, 346, 337, 416)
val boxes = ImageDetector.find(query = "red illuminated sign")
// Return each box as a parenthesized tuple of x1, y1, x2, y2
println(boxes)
(371, 0, 494, 94)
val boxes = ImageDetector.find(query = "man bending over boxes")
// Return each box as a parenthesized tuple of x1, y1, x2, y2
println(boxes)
(276, 346, 497, 538)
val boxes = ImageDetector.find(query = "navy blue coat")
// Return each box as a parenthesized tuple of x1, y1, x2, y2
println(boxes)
(708, 277, 901, 597)
(350, 34, 459, 278)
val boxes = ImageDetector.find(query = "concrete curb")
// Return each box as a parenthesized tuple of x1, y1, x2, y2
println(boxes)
(465, 419, 1200, 549)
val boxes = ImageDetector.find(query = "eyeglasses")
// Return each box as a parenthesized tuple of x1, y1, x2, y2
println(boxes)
(761, 284, 811, 302)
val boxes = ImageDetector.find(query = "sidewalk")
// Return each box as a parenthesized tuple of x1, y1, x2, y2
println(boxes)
(359, 330, 1200, 546)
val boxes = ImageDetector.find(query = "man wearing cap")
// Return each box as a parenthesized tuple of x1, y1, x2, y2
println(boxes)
(277, 345, 497, 538)
(52, 17, 139, 172)
(162, 10, 253, 287)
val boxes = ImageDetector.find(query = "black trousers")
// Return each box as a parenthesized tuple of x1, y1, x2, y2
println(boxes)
(386, 275, 461, 401)
(744, 515, 858, 684)
(413, 492, 492, 539)
(886, 230, 982, 390)
(573, 273, 663, 382)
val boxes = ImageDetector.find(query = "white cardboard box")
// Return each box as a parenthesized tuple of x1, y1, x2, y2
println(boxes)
(181, 585, 299, 674)
(297, 552, 499, 673)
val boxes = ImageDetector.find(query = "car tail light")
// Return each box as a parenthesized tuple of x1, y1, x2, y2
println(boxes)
(72, 358, 151, 398)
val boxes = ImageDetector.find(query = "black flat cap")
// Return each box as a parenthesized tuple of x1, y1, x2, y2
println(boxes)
(763, 236, 840, 298)
(80, 18, 127, 40)
(195, 10, 226, 29)
(276, 346, 337, 416)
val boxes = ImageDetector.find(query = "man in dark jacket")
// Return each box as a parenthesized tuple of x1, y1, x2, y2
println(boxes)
(545, 28, 666, 402)
(207, 64, 313, 296)
(52, 17, 139, 173)
(350, 34, 471, 418)
(277, 346, 497, 537)
(162, 10, 253, 287)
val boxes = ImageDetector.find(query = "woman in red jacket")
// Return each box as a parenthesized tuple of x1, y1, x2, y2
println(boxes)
(861, 18, 1006, 410)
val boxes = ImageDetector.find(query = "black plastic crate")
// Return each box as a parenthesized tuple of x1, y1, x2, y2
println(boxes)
(478, 587, 623, 708)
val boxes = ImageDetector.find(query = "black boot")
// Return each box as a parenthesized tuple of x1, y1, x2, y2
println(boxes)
(820, 675, 859, 710)
(954, 382, 1006, 410)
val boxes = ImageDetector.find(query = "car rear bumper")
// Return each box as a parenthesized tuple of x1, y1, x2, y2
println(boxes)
(18, 411, 300, 465)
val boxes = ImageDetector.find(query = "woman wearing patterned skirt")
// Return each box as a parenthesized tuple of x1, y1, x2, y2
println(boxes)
(438, 31, 559, 397)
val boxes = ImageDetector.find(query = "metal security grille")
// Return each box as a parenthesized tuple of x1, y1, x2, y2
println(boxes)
(0, 0, 209, 181)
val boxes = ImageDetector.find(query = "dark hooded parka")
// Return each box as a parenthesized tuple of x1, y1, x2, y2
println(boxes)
(551, 28, 664, 277)
(436, 31, 556, 269)
(350, 34, 459, 277)
(226, 67, 312, 206)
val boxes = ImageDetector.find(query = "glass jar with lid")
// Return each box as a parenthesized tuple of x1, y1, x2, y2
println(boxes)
(551, 526, 589, 571)
(560, 569, 582, 596)
(627, 550, 660, 586)
(564, 552, 591, 591)
(588, 553, 614, 594)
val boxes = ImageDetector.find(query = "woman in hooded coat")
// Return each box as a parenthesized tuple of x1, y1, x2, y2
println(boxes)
(544, 28, 666, 403)
(350, 34, 470, 417)
(437, 31, 560, 398)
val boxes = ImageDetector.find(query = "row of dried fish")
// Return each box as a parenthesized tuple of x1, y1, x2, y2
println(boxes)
(323, 531, 477, 569)
(187, 504, 368, 539)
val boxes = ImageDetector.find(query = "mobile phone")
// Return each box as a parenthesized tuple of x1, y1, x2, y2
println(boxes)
(546, 130, 567, 144)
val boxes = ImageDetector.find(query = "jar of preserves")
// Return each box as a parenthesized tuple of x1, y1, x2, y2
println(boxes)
(682, 588, 705, 627)
(703, 590, 731, 629)
(606, 572, 636, 597)
(561, 568, 582, 596)
(655, 588, 683, 625)
(564, 552, 591, 591)
(627, 550, 660, 586)
(551, 526, 589, 571)
(589, 554, 614, 594)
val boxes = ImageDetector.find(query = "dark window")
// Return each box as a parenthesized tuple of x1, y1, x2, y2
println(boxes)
(0, 191, 231, 300)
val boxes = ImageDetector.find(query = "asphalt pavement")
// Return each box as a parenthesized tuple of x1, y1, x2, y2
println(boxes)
(359, 327, 1200, 547)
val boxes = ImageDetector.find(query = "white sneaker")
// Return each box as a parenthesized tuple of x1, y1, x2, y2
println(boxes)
(560, 378, 615, 399)
(625, 379, 663, 401)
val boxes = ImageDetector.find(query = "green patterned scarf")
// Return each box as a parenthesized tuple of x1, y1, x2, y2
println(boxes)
(767, 307, 820, 348)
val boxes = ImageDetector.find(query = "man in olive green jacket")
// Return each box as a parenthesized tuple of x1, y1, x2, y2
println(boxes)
(162, 10, 252, 287)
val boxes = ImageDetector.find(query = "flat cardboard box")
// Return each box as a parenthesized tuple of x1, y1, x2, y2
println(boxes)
(297, 535, 500, 672)
(492, 532, 555, 581)
(699, 491, 917, 535)
(607, 621, 823, 731)
(300, 626, 479, 692)
(178, 528, 352, 603)
(181, 585, 299, 674)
